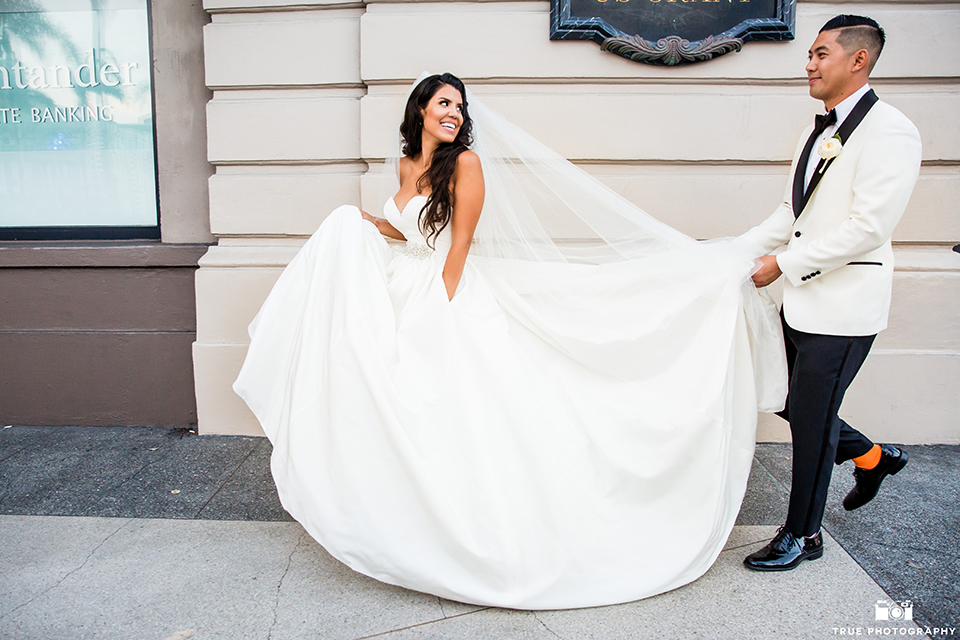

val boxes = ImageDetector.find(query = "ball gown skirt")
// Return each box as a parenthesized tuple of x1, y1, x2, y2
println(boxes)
(234, 195, 785, 609)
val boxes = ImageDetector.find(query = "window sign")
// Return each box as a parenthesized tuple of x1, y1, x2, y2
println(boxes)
(0, 0, 159, 240)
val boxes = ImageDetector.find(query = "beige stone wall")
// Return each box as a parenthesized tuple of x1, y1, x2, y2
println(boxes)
(153, 0, 216, 244)
(195, 0, 960, 442)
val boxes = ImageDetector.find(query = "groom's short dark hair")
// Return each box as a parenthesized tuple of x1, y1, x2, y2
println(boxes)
(820, 15, 885, 72)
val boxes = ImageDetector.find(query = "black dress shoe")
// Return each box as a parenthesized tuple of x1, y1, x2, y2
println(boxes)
(743, 527, 823, 572)
(843, 444, 908, 511)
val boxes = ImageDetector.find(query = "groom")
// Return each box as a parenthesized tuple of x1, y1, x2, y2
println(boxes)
(739, 15, 922, 571)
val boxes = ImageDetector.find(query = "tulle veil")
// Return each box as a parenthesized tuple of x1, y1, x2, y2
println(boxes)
(374, 72, 787, 411)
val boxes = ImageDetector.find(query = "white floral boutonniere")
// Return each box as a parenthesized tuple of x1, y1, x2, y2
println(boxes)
(817, 134, 843, 172)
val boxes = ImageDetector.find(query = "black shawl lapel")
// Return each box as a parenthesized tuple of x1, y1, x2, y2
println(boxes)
(793, 89, 880, 219)
(792, 130, 820, 221)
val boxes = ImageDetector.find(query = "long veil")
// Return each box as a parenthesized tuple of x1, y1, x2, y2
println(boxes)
(378, 73, 787, 411)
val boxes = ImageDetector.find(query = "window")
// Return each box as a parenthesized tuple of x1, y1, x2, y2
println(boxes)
(0, 0, 159, 240)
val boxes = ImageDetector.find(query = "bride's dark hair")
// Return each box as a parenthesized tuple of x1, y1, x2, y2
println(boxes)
(400, 73, 473, 247)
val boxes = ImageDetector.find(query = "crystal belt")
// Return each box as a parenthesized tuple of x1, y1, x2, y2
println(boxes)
(402, 242, 433, 260)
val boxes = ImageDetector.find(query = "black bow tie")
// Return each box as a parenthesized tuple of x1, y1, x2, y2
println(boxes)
(814, 109, 838, 135)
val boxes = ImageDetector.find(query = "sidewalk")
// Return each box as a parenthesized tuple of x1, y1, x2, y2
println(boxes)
(0, 426, 956, 639)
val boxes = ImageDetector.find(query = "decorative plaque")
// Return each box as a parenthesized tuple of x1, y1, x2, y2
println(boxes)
(551, 0, 795, 65)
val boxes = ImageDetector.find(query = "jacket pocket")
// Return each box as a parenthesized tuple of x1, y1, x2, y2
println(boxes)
(846, 261, 883, 266)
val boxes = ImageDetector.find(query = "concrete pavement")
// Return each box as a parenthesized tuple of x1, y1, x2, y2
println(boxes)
(0, 426, 956, 639)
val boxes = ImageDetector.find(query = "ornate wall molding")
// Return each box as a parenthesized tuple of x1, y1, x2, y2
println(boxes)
(600, 34, 743, 66)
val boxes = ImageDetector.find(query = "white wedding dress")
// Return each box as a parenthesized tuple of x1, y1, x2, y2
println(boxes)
(234, 183, 787, 608)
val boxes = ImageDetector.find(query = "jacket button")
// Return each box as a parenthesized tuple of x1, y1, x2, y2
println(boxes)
(795, 231, 802, 238)
(801, 276, 808, 281)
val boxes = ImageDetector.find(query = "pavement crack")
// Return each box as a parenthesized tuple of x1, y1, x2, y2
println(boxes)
(79, 444, 181, 516)
(438, 596, 447, 618)
(0, 517, 131, 621)
(351, 608, 490, 639)
(723, 537, 778, 552)
(0, 443, 30, 464)
(267, 528, 306, 640)
(860, 540, 960, 559)
(533, 612, 566, 640)
(193, 440, 260, 519)
(753, 451, 791, 495)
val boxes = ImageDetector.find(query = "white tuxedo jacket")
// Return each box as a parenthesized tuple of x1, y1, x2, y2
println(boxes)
(740, 100, 922, 336)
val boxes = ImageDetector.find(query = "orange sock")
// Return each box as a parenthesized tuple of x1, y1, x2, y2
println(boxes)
(853, 445, 882, 470)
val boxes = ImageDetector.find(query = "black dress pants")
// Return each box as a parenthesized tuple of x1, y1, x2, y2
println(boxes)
(777, 313, 876, 538)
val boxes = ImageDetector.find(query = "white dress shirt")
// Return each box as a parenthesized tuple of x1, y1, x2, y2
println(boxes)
(803, 83, 872, 190)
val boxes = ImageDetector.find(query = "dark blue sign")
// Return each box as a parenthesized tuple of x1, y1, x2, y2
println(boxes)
(552, 0, 794, 65)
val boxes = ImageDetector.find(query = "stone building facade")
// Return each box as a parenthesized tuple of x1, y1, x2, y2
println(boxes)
(194, 1, 960, 442)
(194, 0, 959, 442)
(4, 0, 956, 442)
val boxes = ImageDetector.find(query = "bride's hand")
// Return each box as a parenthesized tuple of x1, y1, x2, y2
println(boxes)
(362, 208, 406, 240)
(360, 209, 380, 228)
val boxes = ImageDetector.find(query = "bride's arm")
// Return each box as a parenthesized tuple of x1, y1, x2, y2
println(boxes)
(360, 209, 406, 240)
(359, 155, 410, 240)
(443, 151, 485, 301)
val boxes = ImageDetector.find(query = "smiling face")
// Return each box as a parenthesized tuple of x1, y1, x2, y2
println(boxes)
(420, 84, 464, 146)
(805, 29, 867, 111)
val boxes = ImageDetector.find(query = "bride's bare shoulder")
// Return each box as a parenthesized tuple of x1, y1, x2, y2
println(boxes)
(454, 151, 484, 210)
(457, 150, 480, 166)
(455, 150, 483, 182)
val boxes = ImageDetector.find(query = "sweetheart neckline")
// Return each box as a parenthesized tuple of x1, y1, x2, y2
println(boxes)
(391, 194, 429, 215)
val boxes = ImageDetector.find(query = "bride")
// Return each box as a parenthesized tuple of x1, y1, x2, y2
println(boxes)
(234, 73, 787, 610)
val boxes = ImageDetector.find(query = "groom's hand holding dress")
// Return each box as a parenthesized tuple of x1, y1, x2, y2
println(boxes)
(738, 15, 921, 571)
